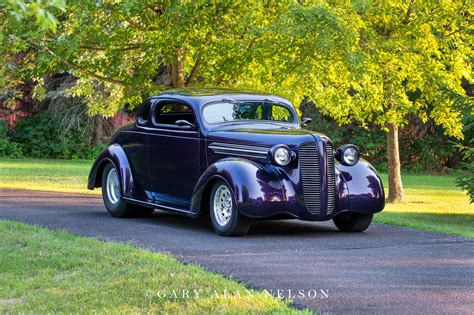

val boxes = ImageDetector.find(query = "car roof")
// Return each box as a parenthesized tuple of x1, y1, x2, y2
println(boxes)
(150, 88, 294, 108)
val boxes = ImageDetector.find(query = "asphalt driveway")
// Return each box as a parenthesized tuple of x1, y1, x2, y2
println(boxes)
(0, 189, 473, 314)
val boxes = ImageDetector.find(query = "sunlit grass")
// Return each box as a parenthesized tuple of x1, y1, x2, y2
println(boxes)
(1, 158, 472, 237)
(0, 158, 96, 194)
(376, 174, 473, 238)
(0, 220, 304, 313)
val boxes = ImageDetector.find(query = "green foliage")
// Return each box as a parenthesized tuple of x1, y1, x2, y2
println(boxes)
(303, 110, 387, 169)
(87, 143, 107, 160)
(448, 90, 474, 203)
(246, 1, 471, 140)
(1, 1, 470, 129)
(398, 123, 457, 173)
(304, 109, 457, 173)
(12, 112, 94, 159)
(0, 0, 66, 31)
(0, 1, 290, 113)
(456, 157, 474, 204)
(0, 120, 23, 157)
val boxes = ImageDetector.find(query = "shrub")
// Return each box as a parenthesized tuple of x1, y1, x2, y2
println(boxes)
(12, 112, 95, 159)
(455, 106, 474, 203)
(86, 143, 107, 160)
(0, 120, 23, 158)
(440, 88, 474, 203)
(455, 156, 473, 204)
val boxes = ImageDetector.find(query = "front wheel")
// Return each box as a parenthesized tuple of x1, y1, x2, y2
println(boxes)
(333, 213, 373, 232)
(210, 180, 251, 236)
(101, 163, 154, 218)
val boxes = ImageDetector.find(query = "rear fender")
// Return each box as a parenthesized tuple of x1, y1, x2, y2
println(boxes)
(87, 144, 135, 198)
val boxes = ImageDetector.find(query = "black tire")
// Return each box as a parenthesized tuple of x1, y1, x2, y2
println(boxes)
(333, 213, 373, 232)
(209, 180, 251, 236)
(101, 163, 154, 218)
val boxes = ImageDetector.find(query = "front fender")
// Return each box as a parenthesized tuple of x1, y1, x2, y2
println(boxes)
(191, 158, 285, 218)
(336, 159, 385, 215)
(87, 144, 135, 198)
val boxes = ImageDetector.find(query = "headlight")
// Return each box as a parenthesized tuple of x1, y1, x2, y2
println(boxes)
(336, 144, 360, 166)
(270, 145, 292, 166)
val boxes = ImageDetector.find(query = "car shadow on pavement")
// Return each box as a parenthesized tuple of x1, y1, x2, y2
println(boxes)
(144, 210, 338, 236)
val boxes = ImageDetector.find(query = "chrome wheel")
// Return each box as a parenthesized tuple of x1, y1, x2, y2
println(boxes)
(213, 185, 233, 226)
(106, 167, 121, 204)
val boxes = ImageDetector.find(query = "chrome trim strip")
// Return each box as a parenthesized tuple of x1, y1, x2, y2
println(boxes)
(210, 142, 269, 150)
(136, 125, 198, 134)
(209, 146, 268, 155)
(212, 151, 268, 159)
(208, 142, 269, 158)
(122, 130, 198, 140)
(122, 197, 194, 215)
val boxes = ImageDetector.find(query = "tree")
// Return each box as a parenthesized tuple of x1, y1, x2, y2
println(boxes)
(242, 0, 471, 202)
(0, 0, 65, 31)
(1, 1, 285, 115)
(0, 0, 66, 107)
(1, 1, 471, 203)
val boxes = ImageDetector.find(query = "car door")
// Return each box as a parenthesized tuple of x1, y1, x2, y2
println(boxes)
(147, 99, 200, 209)
(121, 99, 153, 201)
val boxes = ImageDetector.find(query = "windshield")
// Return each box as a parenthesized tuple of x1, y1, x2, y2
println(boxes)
(203, 101, 295, 124)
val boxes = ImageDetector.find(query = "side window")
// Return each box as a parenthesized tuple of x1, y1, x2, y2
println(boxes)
(153, 102, 195, 126)
(137, 101, 152, 125)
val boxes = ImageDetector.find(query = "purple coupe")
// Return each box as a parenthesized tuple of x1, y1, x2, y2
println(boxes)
(88, 89, 385, 236)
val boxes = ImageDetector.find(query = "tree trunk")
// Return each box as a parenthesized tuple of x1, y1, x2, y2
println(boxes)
(386, 123, 404, 202)
(93, 115, 105, 145)
(171, 49, 185, 88)
(185, 55, 202, 86)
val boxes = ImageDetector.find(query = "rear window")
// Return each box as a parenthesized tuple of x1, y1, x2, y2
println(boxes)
(154, 102, 195, 125)
(202, 101, 295, 124)
(159, 103, 193, 114)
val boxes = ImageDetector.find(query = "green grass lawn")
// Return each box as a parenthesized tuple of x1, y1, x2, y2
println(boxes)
(0, 158, 472, 237)
(0, 158, 95, 194)
(375, 174, 473, 238)
(0, 220, 303, 313)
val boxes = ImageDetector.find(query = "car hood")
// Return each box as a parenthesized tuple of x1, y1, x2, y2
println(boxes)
(206, 123, 328, 148)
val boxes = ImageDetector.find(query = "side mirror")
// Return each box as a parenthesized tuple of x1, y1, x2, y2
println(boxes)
(301, 117, 313, 127)
(175, 120, 196, 129)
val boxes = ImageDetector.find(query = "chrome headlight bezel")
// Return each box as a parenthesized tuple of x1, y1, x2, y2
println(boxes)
(335, 144, 360, 166)
(270, 144, 293, 166)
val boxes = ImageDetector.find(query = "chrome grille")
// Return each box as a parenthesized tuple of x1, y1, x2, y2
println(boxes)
(326, 142, 336, 215)
(299, 142, 321, 215)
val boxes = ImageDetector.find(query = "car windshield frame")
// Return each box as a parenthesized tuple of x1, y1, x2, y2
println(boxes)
(201, 100, 298, 125)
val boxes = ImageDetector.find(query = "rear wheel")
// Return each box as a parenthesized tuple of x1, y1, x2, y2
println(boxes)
(101, 163, 154, 218)
(333, 213, 373, 232)
(210, 180, 251, 236)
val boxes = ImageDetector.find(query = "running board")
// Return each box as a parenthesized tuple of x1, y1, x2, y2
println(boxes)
(122, 197, 198, 218)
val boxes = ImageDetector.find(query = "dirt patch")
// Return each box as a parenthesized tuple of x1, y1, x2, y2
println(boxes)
(0, 298, 25, 306)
